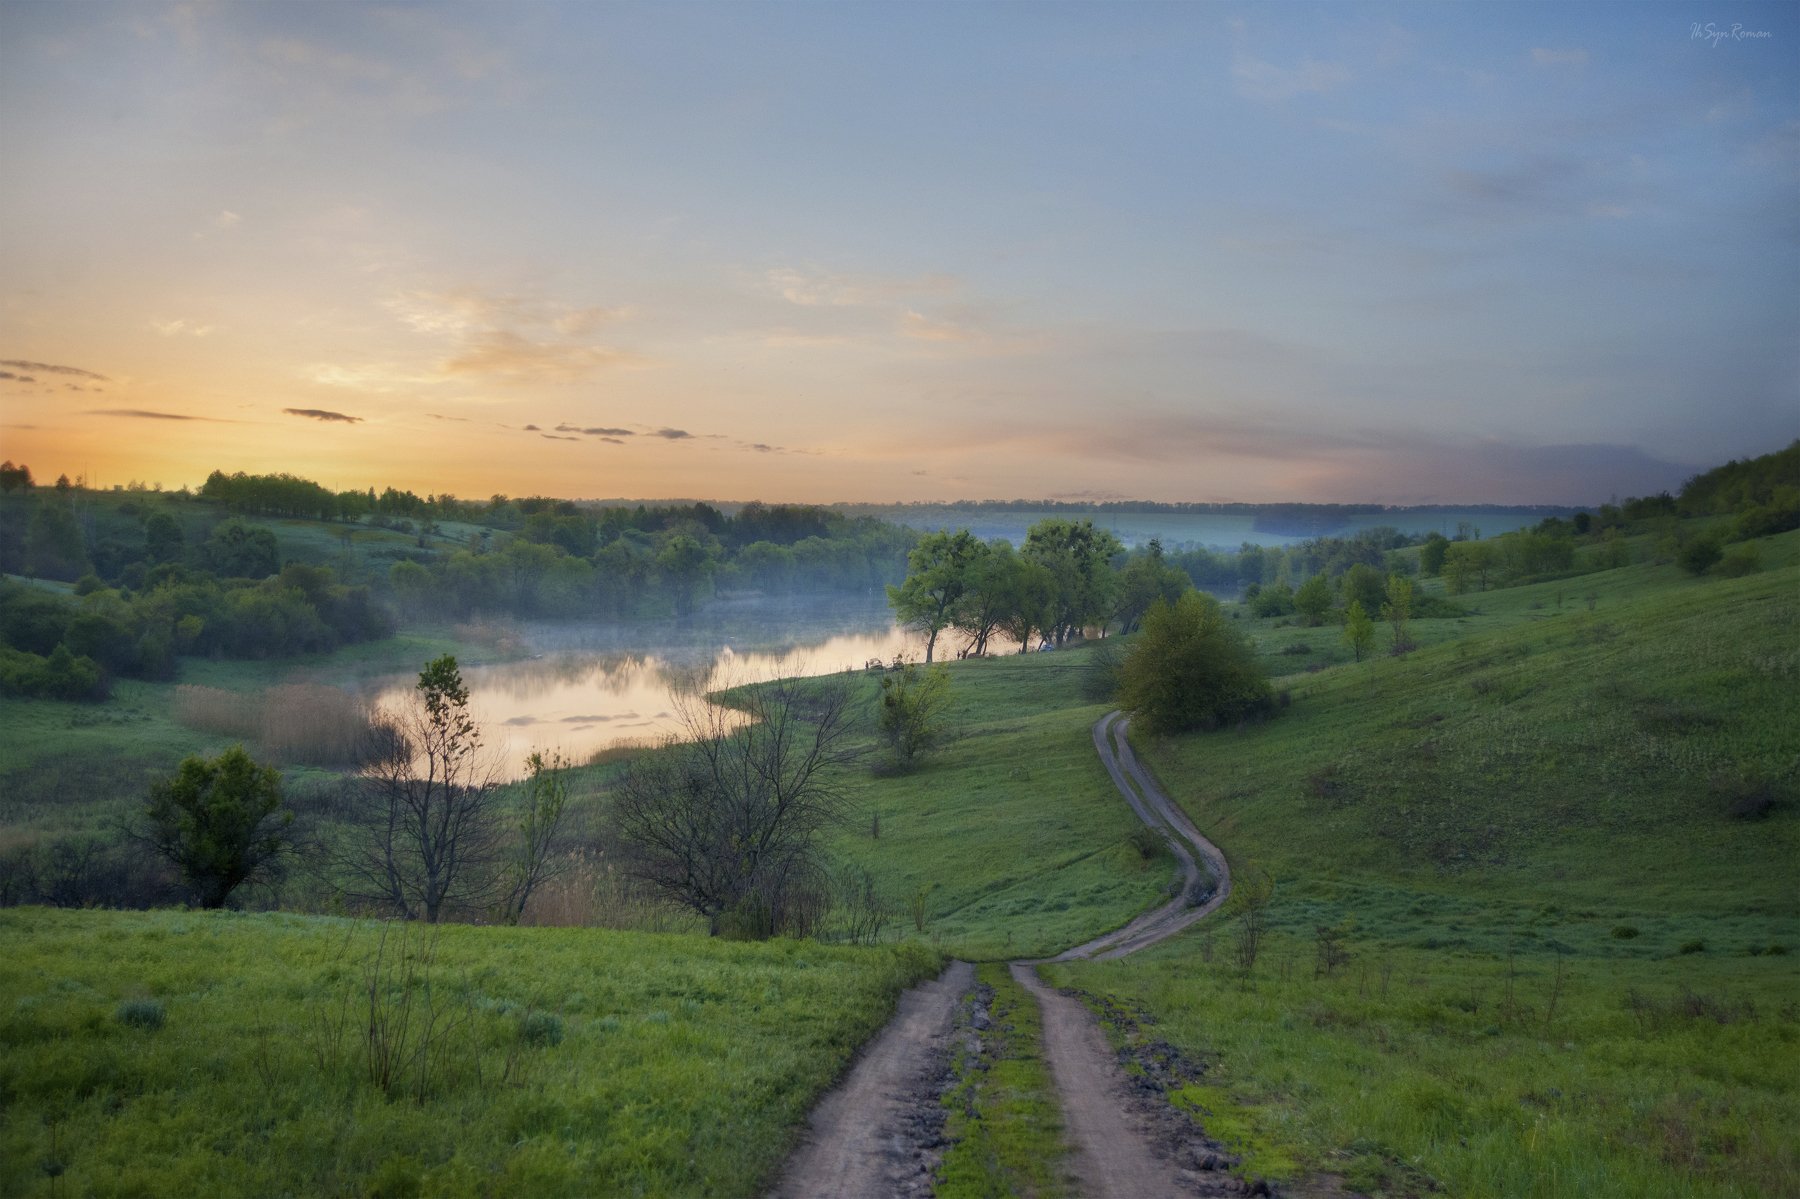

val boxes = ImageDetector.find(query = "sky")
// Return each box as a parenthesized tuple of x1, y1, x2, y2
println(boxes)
(1, 1, 1795, 506)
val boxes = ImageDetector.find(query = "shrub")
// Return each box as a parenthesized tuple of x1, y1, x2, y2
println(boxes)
(1733, 501, 1800, 541)
(141, 746, 293, 909)
(518, 1012, 565, 1048)
(1678, 538, 1723, 576)
(1079, 639, 1126, 701)
(1678, 939, 1706, 955)
(1716, 544, 1762, 578)
(1118, 591, 1272, 734)
(1127, 825, 1163, 860)
(114, 998, 166, 1030)
(879, 662, 952, 770)
(1611, 925, 1640, 939)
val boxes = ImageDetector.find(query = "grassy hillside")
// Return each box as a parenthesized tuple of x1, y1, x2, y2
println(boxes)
(822, 651, 1171, 959)
(1039, 531, 1800, 1197)
(0, 908, 937, 1198)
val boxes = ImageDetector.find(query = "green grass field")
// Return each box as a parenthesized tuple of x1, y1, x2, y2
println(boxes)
(4, 513, 1796, 1197)
(821, 651, 1171, 959)
(1036, 531, 1800, 1197)
(0, 908, 938, 1198)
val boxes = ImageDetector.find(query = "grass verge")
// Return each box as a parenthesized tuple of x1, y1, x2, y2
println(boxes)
(0, 907, 939, 1198)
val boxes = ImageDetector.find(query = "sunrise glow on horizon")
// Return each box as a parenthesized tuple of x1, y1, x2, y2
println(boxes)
(2, 2, 1795, 506)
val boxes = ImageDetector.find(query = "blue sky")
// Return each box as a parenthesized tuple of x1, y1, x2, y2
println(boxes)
(1, 1, 1794, 503)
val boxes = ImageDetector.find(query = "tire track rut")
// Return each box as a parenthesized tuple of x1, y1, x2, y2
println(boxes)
(773, 709, 1233, 1198)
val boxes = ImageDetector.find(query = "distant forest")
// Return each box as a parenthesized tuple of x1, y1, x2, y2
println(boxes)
(0, 441, 1792, 702)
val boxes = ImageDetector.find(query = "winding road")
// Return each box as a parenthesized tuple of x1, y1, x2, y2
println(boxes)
(773, 710, 1235, 1198)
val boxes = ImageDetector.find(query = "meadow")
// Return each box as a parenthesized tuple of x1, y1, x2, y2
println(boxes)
(0, 908, 938, 1198)
(1040, 531, 1800, 1197)
(3, 483, 1796, 1198)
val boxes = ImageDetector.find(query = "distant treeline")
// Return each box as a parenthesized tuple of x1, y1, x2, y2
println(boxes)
(2, 441, 1793, 695)
(827, 499, 1582, 517)
(0, 467, 924, 696)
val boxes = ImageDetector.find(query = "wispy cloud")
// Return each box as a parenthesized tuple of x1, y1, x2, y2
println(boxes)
(0, 370, 35, 383)
(900, 310, 983, 343)
(306, 362, 438, 391)
(1232, 53, 1351, 101)
(387, 288, 642, 382)
(766, 267, 958, 308)
(214, 210, 242, 229)
(2, 359, 109, 382)
(653, 428, 693, 440)
(86, 408, 223, 422)
(283, 407, 362, 424)
(150, 318, 215, 337)
(553, 423, 634, 437)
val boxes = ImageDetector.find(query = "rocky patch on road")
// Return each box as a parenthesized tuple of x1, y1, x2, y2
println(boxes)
(1077, 987, 1363, 1199)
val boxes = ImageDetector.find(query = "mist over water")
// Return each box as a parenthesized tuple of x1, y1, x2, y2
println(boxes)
(365, 595, 1008, 776)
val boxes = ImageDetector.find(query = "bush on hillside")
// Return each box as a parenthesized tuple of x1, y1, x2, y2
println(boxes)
(1118, 591, 1273, 735)
(1678, 538, 1723, 576)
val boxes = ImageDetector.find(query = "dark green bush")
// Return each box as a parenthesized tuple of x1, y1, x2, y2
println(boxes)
(114, 998, 166, 1030)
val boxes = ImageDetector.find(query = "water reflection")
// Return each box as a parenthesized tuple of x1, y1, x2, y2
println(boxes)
(365, 597, 1006, 777)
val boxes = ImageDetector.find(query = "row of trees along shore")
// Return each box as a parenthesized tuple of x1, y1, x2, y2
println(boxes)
(5, 444, 1796, 700)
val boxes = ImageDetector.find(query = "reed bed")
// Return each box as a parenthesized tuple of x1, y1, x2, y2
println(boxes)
(174, 683, 375, 767)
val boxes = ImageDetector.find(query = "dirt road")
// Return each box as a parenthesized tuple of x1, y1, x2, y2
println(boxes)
(1051, 710, 1231, 961)
(774, 710, 1234, 1197)
(771, 959, 974, 1199)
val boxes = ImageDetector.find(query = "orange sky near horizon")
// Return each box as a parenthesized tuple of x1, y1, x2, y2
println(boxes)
(3, 3, 1793, 508)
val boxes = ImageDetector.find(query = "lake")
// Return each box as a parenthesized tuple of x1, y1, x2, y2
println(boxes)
(364, 596, 1008, 776)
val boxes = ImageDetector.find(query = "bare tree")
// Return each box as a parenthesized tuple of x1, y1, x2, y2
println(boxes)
(346, 655, 507, 922)
(611, 673, 855, 938)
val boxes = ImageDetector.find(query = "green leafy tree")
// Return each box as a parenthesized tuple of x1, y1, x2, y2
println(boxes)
(1293, 573, 1333, 625)
(144, 511, 184, 565)
(1342, 599, 1375, 662)
(142, 746, 292, 908)
(1023, 518, 1124, 644)
(1442, 541, 1496, 595)
(204, 519, 280, 579)
(952, 541, 1021, 656)
(1249, 581, 1294, 618)
(1114, 539, 1191, 634)
(1118, 591, 1272, 734)
(1381, 575, 1414, 654)
(888, 529, 985, 662)
(0, 460, 33, 492)
(1419, 532, 1450, 577)
(656, 534, 715, 616)
(879, 662, 952, 769)
(995, 554, 1057, 653)
(25, 498, 89, 580)
(1340, 563, 1386, 617)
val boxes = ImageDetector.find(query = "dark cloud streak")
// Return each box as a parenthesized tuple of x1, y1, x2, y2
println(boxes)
(2, 359, 109, 381)
(86, 408, 219, 422)
(283, 408, 363, 424)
